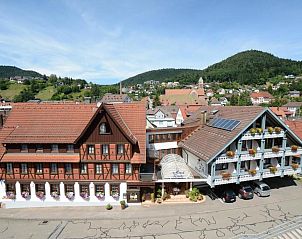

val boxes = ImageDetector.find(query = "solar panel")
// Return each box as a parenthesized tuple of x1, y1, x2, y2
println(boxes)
(208, 117, 240, 131)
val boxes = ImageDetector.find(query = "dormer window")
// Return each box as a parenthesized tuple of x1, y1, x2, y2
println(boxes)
(21, 144, 28, 152)
(99, 122, 110, 134)
(36, 144, 43, 152)
(67, 144, 74, 152)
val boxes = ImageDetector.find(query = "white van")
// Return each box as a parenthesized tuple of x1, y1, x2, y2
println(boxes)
(251, 181, 271, 197)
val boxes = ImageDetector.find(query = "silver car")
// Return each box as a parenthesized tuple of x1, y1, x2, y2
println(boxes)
(251, 181, 271, 197)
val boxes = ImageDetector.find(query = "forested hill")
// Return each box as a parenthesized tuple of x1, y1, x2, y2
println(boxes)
(123, 68, 201, 86)
(122, 50, 302, 85)
(0, 66, 42, 78)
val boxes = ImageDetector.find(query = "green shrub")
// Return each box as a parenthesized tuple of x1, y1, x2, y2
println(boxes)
(106, 204, 113, 210)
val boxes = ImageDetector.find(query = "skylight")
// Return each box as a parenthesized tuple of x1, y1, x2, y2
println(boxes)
(208, 117, 240, 131)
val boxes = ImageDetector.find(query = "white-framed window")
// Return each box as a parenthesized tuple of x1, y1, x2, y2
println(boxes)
(36, 163, 43, 174)
(99, 122, 108, 134)
(88, 145, 95, 154)
(50, 163, 58, 174)
(21, 144, 28, 152)
(96, 164, 102, 174)
(51, 144, 58, 152)
(6, 163, 13, 174)
(117, 144, 124, 155)
(65, 163, 72, 174)
(80, 163, 87, 174)
(112, 164, 119, 174)
(125, 163, 132, 174)
(21, 163, 28, 174)
(67, 144, 74, 152)
(102, 144, 109, 155)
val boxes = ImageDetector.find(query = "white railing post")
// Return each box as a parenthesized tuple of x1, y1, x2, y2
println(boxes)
(74, 182, 81, 201)
(15, 181, 25, 201)
(44, 182, 52, 201)
(89, 182, 98, 202)
(59, 182, 68, 202)
(105, 182, 110, 201)
(30, 181, 39, 201)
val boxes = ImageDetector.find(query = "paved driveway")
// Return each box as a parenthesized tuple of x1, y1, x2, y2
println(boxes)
(0, 178, 301, 239)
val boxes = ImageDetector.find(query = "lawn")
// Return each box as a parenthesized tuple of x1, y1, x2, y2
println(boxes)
(0, 83, 27, 100)
(35, 86, 55, 100)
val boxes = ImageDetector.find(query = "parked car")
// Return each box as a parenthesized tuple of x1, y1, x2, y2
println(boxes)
(251, 181, 271, 197)
(222, 189, 236, 203)
(238, 184, 254, 200)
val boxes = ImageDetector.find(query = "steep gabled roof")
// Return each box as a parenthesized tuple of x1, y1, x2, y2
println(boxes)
(3, 103, 96, 143)
(179, 106, 265, 162)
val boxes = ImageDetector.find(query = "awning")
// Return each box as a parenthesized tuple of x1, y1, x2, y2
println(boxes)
(1, 153, 80, 163)
(160, 154, 194, 180)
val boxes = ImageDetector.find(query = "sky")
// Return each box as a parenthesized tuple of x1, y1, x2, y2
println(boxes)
(0, 0, 302, 84)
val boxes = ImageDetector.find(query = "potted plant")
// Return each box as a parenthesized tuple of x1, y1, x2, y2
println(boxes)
(197, 194, 203, 201)
(248, 169, 257, 176)
(21, 191, 30, 199)
(36, 191, 45, 200)
(292, 163, 299, 170)
(256, 128, 263, 134)
(157, 198, 162, 204)
(106, 203, 113, 210)
(226, 151, 235, 158)
(291, 145, 298, 152)
(249, 148, 257, 156)
(272, 146, 280, 153)
(150, 193, 155, 203)
(112, 192, 119, 200)
(120, 200, 126, 210)
(249, 128, 257, 135)
(267, 127, 274, 134)
(141, 193, 146, 202)
(274, 127, 281, 134)
(221, 171, 231, 180)
(269, 166, 277, 174)
(51, 191, 60, 200)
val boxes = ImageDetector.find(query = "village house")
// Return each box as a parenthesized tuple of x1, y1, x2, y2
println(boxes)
(250, 91, 274, 105)
(0, 102, 146, 207)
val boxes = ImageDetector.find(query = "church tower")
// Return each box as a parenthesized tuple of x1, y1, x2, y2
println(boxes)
(198, 77, 204, 89)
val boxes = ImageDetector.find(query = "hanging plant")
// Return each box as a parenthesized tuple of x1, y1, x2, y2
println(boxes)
(226, 151, 235, 158)
(274, 127, 281, 134)
(249, 128, 257, 136)
(221, 171, 231, 180)
(256, 128, 263, 134)
(269, 166, 277, 174)
(249, 148, 257, 156)
(291, 145, 298, 152)
(292, 163, 299, 170)
(272, 146, 280, 153)
(248, 169, 257, 176)
(267, 127, 274, 134)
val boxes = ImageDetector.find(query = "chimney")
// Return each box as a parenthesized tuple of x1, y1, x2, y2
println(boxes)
(120, 81, 122, 95)
(200, 110, 207, 125)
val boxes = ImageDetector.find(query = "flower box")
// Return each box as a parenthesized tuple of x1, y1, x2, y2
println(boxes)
(6, 191, 16, 200)
(272, 146, 280, 153)
(80, 192, 90, 200)
(221, 172, 231, 180)
(96, 192, 105, 200)
(291, 145, 298, 152)
(248, 169, 257, 176)
(111, 192, 119, 200)
(249, 148, 257, 156)
(269, 166, 277, 174)
(21, 191, 30, 199)
(226, 151, 235, 158)
(274, 127, 281, 134)
(36, 191, 45, 200)
(66, 192, 74, 200)
(51, 191, 60, 200)
(291, 163, 299, 170)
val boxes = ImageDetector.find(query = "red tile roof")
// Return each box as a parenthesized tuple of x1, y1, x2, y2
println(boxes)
(112, 102, 146, 164)
(270, 107, 293, 117)
(0, 127, 15, 159)
(3, 103, 96, 143)
(250, 91, 274, 99)
(165, 89, 205, 96)
(285, 120, 302, 140)
(1, 153, 80, 163)
(180, 106, 265, 162)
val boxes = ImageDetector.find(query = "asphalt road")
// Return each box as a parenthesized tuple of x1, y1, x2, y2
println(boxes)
(0, 177, 301, 239)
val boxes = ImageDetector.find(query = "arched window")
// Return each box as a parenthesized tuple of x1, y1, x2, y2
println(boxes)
(99, 122, 108, 134)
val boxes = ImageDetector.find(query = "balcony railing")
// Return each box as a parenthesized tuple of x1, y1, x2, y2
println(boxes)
(241, 130, 285, 140)
(284, 147, 302, 157)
